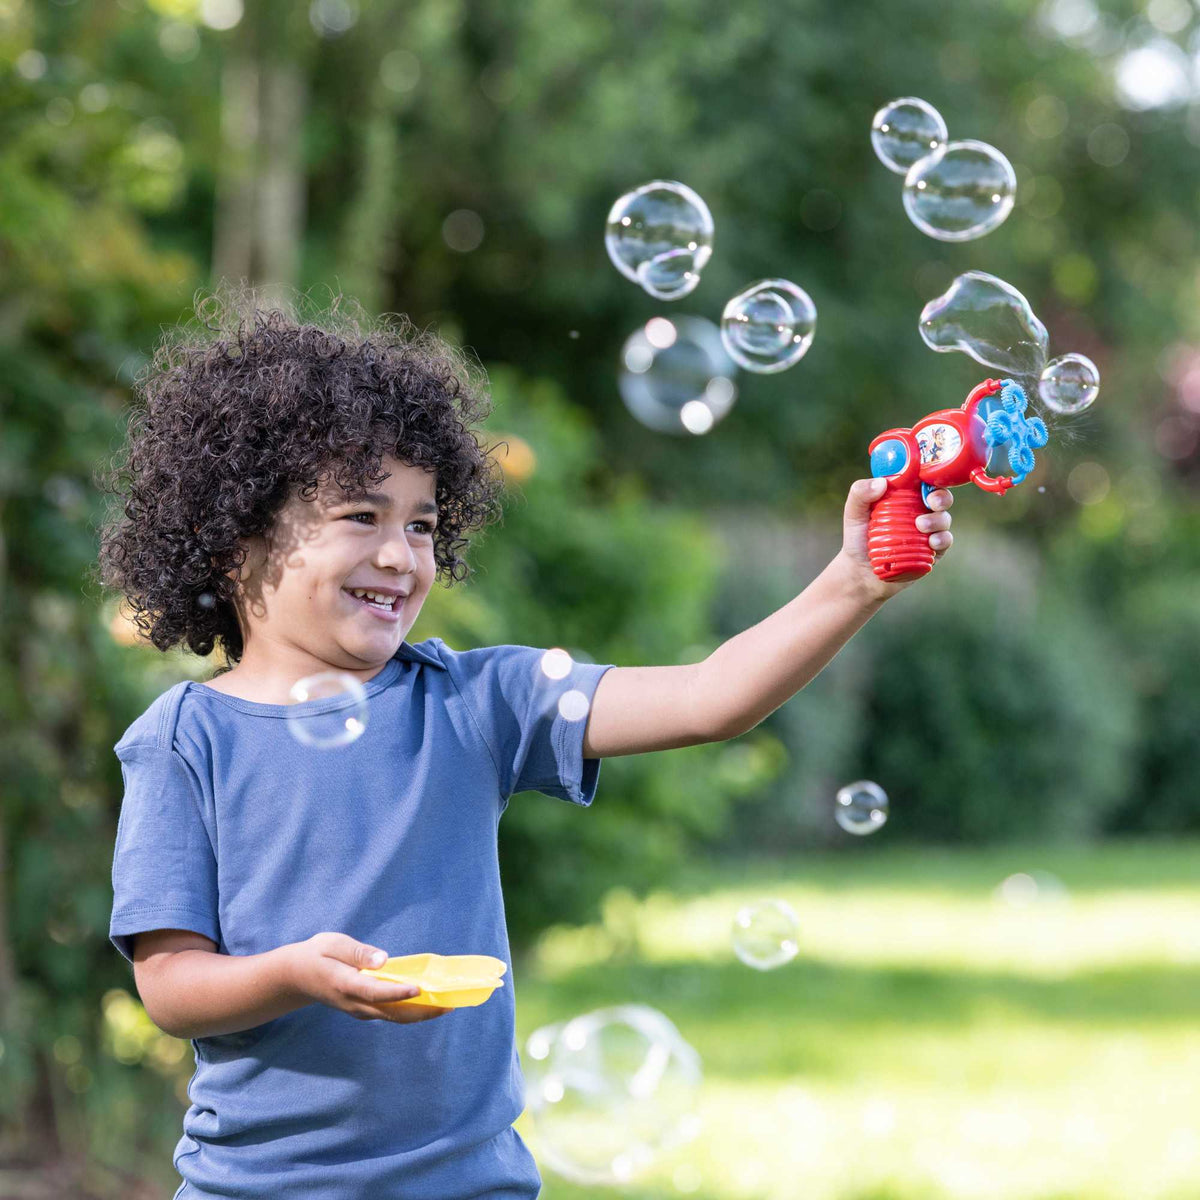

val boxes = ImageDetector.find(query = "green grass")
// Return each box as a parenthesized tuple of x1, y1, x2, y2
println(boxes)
(512, 840, 1200, 1200)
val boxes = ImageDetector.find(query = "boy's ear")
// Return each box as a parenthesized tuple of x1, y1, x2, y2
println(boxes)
(225, 536, 267, 583)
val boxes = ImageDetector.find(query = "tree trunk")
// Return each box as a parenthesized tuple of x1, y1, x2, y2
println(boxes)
(211, 0, 309, 299)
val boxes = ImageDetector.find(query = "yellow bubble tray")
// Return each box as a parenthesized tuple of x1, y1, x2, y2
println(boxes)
(359, 952, 507, 1008)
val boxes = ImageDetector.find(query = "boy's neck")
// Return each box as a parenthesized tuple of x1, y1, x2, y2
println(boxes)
(202, 649, 396, 705)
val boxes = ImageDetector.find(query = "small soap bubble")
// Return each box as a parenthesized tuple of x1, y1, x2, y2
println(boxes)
(557, 690, 591, 722)
(994, 870, 1069, 907)
(871, 97, 949, 175)
(196, 592, 217, 610)
(286, 671, 368, 749)
(524, 1005, 702, 1186)
(920, 271, 1048, 377)
(605, 181, 713, 301)
(541, 648, 573, 681)
(732, 899, 799, 970)
(720, 279, 817, 374)
(618, 316, 737, 436)
(1039, 352, 1099, 414)
(903, 140, 1017, 242)
(835, 780, 889, 835)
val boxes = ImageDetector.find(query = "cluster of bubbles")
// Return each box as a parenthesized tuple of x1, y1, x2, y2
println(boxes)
(920, 270, 1100, 416)
(871, 97, 1017, 243)
(538, 647, 593, 723)
(728, 781, 889, 973)
(605, 182, 714, 302)
(282, 646, 593, 750)
(523, 1004, 703, 1186)
(606, 180, 818, 436)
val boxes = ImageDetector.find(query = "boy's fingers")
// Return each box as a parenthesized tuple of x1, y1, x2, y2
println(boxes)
(916, 512, 952, 533)
(927, 488, 954, 510)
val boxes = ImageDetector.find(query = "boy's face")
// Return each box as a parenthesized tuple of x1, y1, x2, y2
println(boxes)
(234, 455, 438, 673)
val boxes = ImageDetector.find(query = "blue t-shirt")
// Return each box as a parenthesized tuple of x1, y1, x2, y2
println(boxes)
(108, 638, 614, 1200)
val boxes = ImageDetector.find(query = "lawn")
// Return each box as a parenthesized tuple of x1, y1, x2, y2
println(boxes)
(512, 841, 1200, 1200)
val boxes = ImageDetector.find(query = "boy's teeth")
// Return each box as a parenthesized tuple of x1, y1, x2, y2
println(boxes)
(349, 588, 395, 607)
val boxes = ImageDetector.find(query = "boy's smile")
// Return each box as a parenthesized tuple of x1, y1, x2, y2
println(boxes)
(212, 455, 439, 702)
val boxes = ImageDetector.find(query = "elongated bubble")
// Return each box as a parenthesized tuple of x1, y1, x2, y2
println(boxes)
(605, 181, 713, 300)
(1039, 353, 1100, 414)
(720, 279, 817, 374)
(903, 140, 1016, 242)
(920, 271, 1049, 378)
(618, 316, 737, 436)
(871, 97, 949, 175)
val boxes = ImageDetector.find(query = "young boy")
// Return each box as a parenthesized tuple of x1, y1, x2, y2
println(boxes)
(101, 291, 953, 1199)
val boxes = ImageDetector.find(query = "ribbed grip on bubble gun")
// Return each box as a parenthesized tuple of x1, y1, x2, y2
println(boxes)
(865, 378, 1048, 583)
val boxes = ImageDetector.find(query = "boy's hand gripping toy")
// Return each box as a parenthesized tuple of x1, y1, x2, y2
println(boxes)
(359, 952, 507, 1009)
(866, 378, 1048, 582)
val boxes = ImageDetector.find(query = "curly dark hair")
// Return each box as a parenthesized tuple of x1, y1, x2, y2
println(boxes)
(95, 283, 505, 668)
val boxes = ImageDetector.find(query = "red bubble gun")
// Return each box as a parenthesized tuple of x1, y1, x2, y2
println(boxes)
(866, 378, 1048, 582)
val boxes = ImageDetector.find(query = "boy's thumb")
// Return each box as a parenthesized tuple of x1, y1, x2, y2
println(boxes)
(359, 945, 387, 968)
(848, 477, 886, 514)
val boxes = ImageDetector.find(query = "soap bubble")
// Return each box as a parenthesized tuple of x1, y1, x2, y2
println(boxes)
(557, 690, 591, 722)
(994, 870, 1070, 908)
(720, 279, 817, 374)
(732, 899, 799, 970)
(618, 316, 737, 436)
(903, 140, 1017, 241)
(871, 97, 949, 175)
(286, 672, 368, 748)
(540, 648, 573, 681)
(605, 181, 713, 301)
(524, 1005, 703, 1186)
(1039, 353, 1099, 414)
(920, 271, 1049, 378)
(835, 780, 889, 835)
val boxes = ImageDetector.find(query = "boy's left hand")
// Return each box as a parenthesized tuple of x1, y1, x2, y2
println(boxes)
(837, 478, 954, 603)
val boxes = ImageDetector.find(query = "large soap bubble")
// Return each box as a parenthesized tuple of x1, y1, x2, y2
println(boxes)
(903, 140, 1017, 241)
(605, 181, 713, 301)
(871, 97, 949, 175)
(286, 672, 368, 748)
(720, 279, 817, 374)
(1039, 353, 1100, 415)
(618, 315, 737, 436)
(920, 271, 1049, 379)
(524, 1004, 703, 1186)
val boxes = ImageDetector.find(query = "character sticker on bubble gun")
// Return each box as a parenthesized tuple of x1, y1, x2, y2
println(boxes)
(866, 378, 1048, 582)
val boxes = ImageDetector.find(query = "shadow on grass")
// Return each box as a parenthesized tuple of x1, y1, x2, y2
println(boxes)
(664, 838, 1200, 899)
(517, 954, 1200, 1080)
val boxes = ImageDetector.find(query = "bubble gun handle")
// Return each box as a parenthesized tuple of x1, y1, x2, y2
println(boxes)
(865, 378, 1048, 583)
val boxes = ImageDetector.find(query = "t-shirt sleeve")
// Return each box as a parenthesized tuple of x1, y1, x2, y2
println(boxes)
(444, 643, 614, 806)
(109, 742, 221, 966)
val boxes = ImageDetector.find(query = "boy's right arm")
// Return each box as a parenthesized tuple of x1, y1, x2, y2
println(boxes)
(133, 929, 448, 1039)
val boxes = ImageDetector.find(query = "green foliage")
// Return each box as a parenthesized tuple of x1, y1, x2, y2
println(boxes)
(1107, 579, 1200, 834)
(855, 569, 1138, 842)
(413, 369, 781, 946)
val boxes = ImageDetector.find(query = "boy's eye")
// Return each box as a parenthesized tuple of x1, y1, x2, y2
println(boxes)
(343, 512, 436, 534)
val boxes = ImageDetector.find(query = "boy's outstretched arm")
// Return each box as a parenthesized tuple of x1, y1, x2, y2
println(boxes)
(581, 479, 954, 759)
